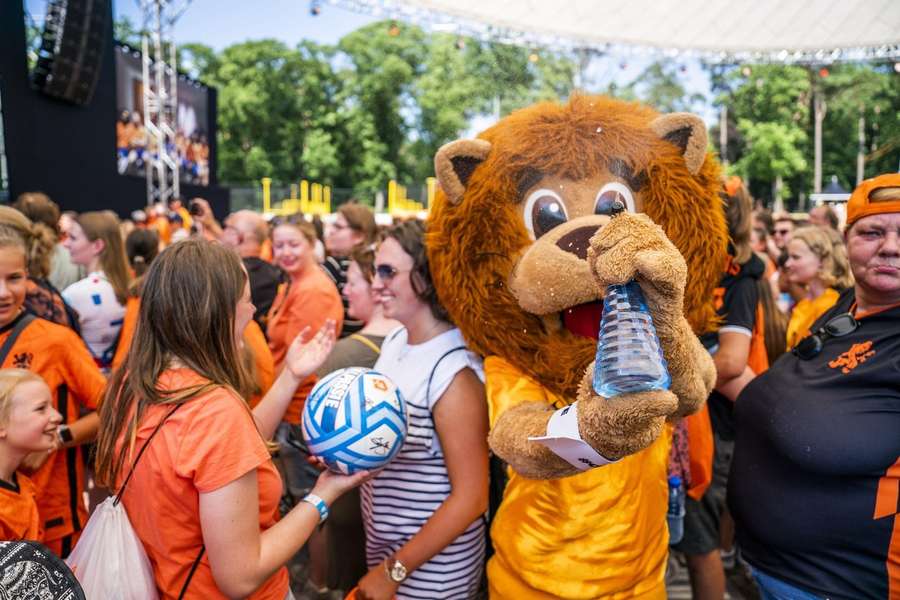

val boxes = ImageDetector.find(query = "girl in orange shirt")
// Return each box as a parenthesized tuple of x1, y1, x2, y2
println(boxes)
(0, 224, 106, 556)
(267, 217, 344, 423)
(95, 240, 366, 600)
(267, 218, 344, 530)
(0, 369, 62, 541)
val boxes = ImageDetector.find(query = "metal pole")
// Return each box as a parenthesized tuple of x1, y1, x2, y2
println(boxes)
(153, 0, 167, 203)
(856, 110, 865, 185)
(719, 105, 728, 166)
(813, 88, 826, 194)
(169, 30, 180, 200)
(142, 34, 153, 203)
(139, 0, 187, 207)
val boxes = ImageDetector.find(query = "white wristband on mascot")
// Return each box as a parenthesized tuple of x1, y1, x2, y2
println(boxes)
(528, 402, 617, 471)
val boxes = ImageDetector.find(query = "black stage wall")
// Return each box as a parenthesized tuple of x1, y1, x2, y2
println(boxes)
(0, 0, 229, 219)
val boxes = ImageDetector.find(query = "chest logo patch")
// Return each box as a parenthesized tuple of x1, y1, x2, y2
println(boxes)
(828, 341, 875, 374)
(12, 352, 33, 370)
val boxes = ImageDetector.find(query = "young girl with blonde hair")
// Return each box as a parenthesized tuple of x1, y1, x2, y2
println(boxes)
(0, 369, 62, 541)
(784, 226, 854, 348)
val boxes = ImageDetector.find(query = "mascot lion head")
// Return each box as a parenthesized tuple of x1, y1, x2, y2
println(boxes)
(427, 94, 728, 398)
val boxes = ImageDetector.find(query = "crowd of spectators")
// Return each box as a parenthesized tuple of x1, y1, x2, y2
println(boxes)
(0, 173, 897, 600)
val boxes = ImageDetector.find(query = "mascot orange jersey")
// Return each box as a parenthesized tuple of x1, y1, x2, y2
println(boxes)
(428, 95, 727, 599)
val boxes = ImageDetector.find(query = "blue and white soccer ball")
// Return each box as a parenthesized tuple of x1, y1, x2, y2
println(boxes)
(302, 367, 407, 475)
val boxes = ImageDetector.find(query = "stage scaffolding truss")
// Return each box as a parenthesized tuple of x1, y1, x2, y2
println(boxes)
(138, 0, 190, 205)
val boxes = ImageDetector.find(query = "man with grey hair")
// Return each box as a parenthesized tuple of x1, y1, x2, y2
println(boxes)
(218, 207, 283, 327)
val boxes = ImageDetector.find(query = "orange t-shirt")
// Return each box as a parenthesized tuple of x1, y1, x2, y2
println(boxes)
(0, 472, 42, 541)
(111, 296, 140, 371)
(245, 319, 275, 408)
(118, 369, 289, 600)
(266, 267, 343, 423)
(0, 315, 106, 543)
(112, 299, 274, 409)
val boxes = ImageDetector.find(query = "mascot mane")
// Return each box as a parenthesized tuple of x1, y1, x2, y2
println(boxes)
(428, 94, 727, 398)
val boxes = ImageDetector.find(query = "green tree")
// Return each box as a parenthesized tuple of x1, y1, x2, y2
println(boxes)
(179, 21, 577, 197)
(627, 61, 705, 113)
(113, 15, 144, 47)
(338, 22, 428, 181)
(734, 120, 807, 204)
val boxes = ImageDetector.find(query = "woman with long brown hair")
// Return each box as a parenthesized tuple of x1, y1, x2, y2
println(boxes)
(62, 211, 131, 370)
(95, 240, 365, 599)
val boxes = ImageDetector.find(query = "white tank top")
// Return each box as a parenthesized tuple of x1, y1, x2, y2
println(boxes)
(362, 326, 486, 599)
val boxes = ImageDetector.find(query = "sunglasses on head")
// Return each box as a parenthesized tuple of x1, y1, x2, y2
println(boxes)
(374, 264, 410, 281)
(792, 312, 859, 360)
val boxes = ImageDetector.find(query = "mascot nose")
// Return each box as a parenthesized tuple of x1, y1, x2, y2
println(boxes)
(555, 225, 600, 260)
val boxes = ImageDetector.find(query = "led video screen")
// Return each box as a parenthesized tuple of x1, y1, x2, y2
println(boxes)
(115, 44, 210, 186)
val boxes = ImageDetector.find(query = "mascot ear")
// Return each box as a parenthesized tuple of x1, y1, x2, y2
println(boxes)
(434, 139, 492, 204)
(650, 113, 707, 175)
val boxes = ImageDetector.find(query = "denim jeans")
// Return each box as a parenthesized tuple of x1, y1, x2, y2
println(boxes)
(751, 567, 823, 600)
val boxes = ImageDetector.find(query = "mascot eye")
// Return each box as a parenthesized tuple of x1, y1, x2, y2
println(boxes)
(594, 182, 636, 216)
(524, 189, 568, 239)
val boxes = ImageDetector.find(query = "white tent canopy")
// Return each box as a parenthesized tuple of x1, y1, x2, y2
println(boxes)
(333, 0, 900, 62)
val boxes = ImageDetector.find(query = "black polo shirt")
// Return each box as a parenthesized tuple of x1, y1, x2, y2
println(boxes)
(700, 253, 763, 440)
(729, 288, 900, 599)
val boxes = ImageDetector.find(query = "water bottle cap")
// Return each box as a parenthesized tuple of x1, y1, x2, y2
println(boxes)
(668, 475, 681, 487)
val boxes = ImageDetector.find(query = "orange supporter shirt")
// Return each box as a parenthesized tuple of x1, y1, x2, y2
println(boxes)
(111, 296, 140, 371)
(0, 472, 42, 541)
(0, 314, 106, 543)
(266, 267, 343, 423)
(118, 369, 289, 600)
(244, 319, 275, 408)
(112, 298, 274, 407)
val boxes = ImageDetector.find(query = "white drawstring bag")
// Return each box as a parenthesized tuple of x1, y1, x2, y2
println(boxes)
(65, 496, 159, 600)
(66, 403, 203, 600)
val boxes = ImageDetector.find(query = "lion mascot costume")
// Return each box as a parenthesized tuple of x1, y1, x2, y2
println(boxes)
(427, 94, 728, 598)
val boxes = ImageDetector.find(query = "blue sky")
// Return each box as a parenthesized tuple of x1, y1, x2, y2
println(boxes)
(24, 0, 715, 121)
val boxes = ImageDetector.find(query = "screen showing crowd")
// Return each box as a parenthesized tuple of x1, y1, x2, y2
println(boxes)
(114, 45, 211, 186)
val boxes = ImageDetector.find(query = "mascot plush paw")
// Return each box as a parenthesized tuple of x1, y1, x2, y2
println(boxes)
(428, 95, 727, 599)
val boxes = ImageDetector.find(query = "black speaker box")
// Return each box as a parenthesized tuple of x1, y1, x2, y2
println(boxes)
(31, 0, 109, 106)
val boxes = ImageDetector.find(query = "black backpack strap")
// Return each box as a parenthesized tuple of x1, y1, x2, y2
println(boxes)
(178, 545, 205, 599)
(112, 401, 205, 596)
(0, 313, 36, 365)
(113, 403, 183, 505)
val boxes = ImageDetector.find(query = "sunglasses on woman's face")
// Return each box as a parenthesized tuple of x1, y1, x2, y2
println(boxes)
(792, 312, 859, 360)
(374, 264, 411, 282)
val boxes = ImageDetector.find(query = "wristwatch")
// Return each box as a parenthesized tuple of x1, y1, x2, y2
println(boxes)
(57, 424, 73, 445)
(384, 555, 408, 583)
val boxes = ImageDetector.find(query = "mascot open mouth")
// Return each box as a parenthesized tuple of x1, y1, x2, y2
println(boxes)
(562, 301, 604, 340)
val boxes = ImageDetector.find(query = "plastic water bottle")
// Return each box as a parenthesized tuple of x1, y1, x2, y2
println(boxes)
(592, 281, 671, 397)
(667, 475, 685, 545)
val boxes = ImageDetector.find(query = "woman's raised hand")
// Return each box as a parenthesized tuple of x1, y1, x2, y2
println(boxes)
(284, 320, 337, 381)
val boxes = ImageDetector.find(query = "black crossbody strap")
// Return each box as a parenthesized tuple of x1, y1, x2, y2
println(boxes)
(113, 403, 183, 505)
(113, 400, 205, 596)
(0, 314, 35, 364)
(178, 545, 205, 599)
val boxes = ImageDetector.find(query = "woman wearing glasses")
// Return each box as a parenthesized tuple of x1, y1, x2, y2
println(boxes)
(783, 226, 854, 349)
(354, 220, 489, 600)
(729, 173, 900, 600)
